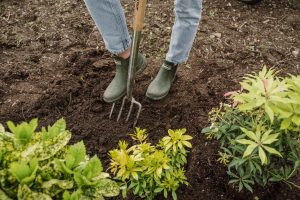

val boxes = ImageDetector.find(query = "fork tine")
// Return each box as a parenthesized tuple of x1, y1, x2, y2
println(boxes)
(133, 98, 142, 127)
(126, 100, 134, 122)
(109, 102, 116, 119)
(117, 96, 127, 122)
(110, 96, 142, 127)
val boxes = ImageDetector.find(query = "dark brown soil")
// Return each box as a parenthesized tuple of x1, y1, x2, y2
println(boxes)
(0, 0, 299, 199)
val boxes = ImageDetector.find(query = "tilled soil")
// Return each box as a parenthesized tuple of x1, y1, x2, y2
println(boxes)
(0, 0, 299, 199)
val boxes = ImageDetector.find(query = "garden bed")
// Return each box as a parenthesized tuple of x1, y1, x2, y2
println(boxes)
(0, 0, 299, 199)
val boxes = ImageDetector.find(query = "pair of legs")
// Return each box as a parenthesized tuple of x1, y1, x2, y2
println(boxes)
(84, 0, 202, 101)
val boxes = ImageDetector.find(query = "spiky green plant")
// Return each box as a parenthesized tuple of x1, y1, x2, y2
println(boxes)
(202, 67, 300, 192)
(109, 128, 192, 200)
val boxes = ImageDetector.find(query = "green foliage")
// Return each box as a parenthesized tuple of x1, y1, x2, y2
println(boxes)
(233, 67, 300, 128)
(63, 189, 82, 200)
(202, 67, 300, 192)
(42, 118, 66, 140)
(7, 118, 38, 146)
(10, 158, 38, 184)
(237, 126, 282, 165)
(0, 118, 119, 200)
(109, 128, 192, 200)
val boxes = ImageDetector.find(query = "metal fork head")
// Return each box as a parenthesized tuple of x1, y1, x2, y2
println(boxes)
(109, 96, 142, 127)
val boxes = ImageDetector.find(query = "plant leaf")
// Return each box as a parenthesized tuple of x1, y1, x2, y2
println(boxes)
(7, 119, 38, 146)
(10, 158, 38, 184)
(154, 187, 164, 193)
(80, 155, 103, 182)
(94, 179, 120, 197)
(242, 144, 257, 158)
(182, 141, 192, 148)
(237, 139, 257, 145)
(21, 130, 71, 162)
(172, 190, 178, 200)
(292, 115, 300, 126)
(243, 182, 253, 193)
(261, 133, 279, 145)
(0, 124, 5, 134)
(265, 103, 274, 123)
(258, 147, 267, 165)
(17, 185, 52, 200)
(43, 118, 66, 140)
(42, 179, 74, 190)
(240, 128, 258, 142)
(201, 127, 212, 134)
(262, 145, 282, 157)
(66, 141, 86, 169)
(0, 189, 12, 200)
(280, 118, 292, 130)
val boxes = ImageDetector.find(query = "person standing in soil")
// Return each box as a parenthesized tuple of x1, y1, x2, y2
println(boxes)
(84, 0, 202, 102)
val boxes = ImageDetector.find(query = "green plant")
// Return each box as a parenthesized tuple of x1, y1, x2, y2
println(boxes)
(109, 128, 192, 200)
(0, 118, 119, 200)
(202, 67, 300, 192)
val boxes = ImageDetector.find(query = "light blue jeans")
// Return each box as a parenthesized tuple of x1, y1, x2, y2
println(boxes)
(84, 0, 202, 64)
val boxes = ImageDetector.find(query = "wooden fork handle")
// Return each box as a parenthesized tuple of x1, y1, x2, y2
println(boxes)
(133, 0, 147, 31)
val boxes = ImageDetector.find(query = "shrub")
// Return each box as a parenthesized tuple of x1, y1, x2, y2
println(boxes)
(108, 128, 192, 200)
(202, 67, 300, 192)
(0, 118, 119, 200)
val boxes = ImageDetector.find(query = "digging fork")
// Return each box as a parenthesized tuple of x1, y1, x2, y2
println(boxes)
(109, 0, 147, 127)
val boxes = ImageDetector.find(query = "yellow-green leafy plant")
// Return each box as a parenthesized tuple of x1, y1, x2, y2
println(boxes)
(202, 67, 300, 192)
(109, 128, 192, 200)
(0, 118, 119, 200)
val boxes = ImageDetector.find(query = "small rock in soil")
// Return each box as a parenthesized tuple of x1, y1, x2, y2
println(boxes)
(213, 32, 222, 38)
(292, 48, 299, 57)
(92, 59, 111, 68)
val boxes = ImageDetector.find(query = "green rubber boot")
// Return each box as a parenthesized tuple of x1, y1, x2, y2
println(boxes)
(103, 53, 147, 103)
(146, 60, 178, 100)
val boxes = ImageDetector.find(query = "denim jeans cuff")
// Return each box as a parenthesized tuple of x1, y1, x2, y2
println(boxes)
(165, 56, 188, 65)
(108, 38, 132, 55)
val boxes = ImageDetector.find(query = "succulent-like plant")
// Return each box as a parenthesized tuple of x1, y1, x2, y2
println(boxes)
(0, 118, 119, 200)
